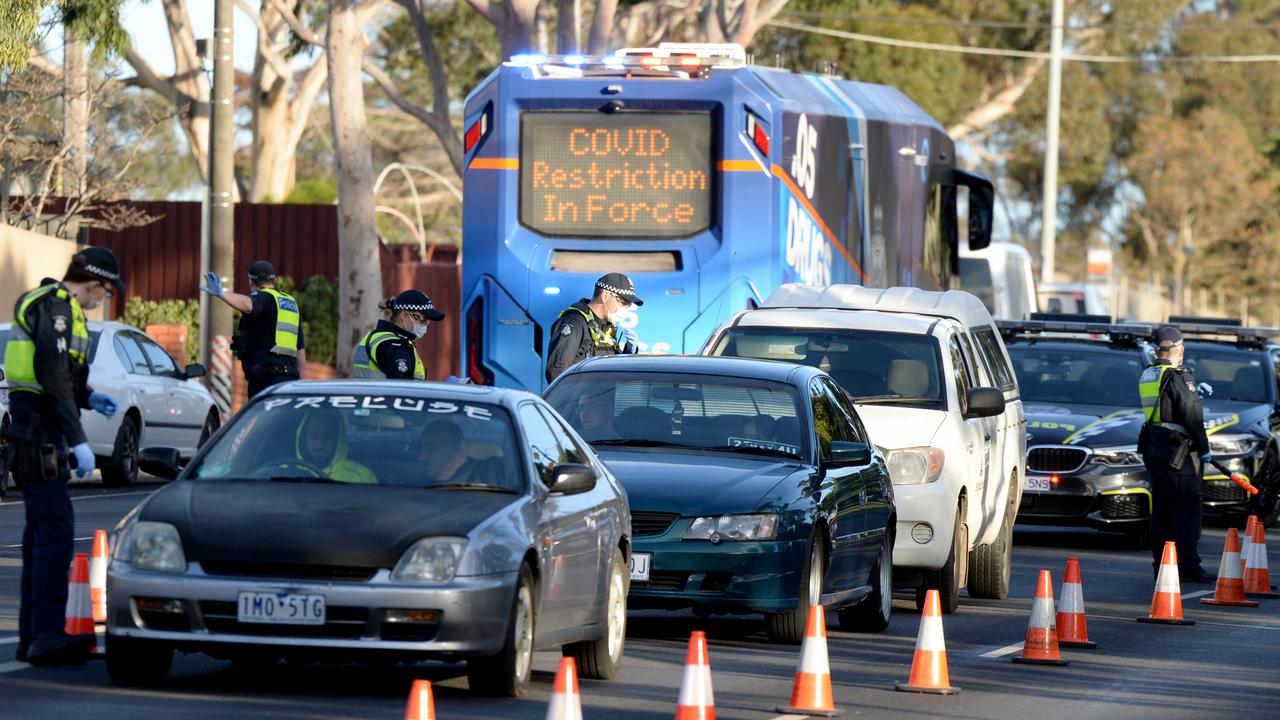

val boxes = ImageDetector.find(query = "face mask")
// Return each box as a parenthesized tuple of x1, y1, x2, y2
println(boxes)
(606, 296, 633, 325)
(413, 321, 430, 339)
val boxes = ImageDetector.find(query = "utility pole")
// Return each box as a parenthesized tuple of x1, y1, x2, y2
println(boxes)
(1039, 0, 1064, 285)
(206, 0, 235, 416)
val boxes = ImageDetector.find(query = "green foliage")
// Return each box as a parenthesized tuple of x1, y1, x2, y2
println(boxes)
(0, 0, 44, 70)
(282, 177, 338, 205)
(120, 296, 200, 365)
(275, 275, 340, 367)
(58, 0, 130, 59)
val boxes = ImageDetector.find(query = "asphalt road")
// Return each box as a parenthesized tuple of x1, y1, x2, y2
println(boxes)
(1, 479, 1278, 720)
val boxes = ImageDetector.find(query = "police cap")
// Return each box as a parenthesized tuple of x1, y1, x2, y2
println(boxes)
(248, 260, 276, 282)
(390, 289, 445, 320)
(1153, 325, 1184, 348)
(595, 272, 643, 306)
(73, 246, 126, 293)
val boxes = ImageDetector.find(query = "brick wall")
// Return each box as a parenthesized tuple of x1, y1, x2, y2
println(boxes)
(229, 361, 338, 414)
(145, 324, 190, 366)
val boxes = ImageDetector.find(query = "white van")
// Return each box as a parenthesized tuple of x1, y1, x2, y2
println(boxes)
(959, 243, 1038, 320)
(1038, 282, 1108, 316)
(703, 285, 1025, 613)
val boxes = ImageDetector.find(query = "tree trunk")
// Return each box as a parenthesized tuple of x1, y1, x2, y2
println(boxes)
(556, 0, 580, 53)
(586, 0, 617, 54)
(328, 0, 382, 374)
(62, 27, 89, 199)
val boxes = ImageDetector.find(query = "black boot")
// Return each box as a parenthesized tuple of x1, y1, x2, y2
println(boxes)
(26, 633, 95, 666)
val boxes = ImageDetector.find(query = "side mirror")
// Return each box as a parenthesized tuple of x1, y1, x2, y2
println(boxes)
(826, 441, 872, 467)
(955, 168, 994, 251)
(184, 363, 207, 379)
(964, 387, 1006, 419)
(139, 447, 182, 480)
(547, 463, 597, 495)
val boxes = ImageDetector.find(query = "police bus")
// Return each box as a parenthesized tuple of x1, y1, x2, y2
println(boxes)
(460, 43, 994, 389)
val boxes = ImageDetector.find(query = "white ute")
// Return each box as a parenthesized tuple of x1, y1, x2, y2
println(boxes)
(704, 285, 1026, 612)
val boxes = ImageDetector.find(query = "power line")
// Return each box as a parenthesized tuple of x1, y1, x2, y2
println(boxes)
(778, 9, 1280, 33)
(768, 20, 1280, 64)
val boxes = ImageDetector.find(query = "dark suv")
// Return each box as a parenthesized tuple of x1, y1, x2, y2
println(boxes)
(1000, 316, 1154, 544)
(1169, 318, 1280, 526)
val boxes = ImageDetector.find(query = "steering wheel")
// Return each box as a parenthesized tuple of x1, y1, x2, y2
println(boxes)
(248, 460, 326, 479)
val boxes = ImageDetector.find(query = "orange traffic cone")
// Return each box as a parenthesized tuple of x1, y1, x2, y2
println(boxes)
(1056, 557, 1096, 648)
(546, 656, 583, 720)
(1241, 516, 1257, 577)
(1138, 541, 1195, 625)
(1244, 520, 1279, 599)
(91, 529, 109, 623)
(776, 605, 839, 716)
(1202, 528, 1258, 607)
(65, 552, 94, 636)
(1013, 569, 1068, 665)
(675, 631, 715, 720)
(404, 679, 435, 720)
(895, 589, 959, 694)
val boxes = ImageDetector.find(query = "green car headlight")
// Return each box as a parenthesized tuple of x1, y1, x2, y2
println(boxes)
(682, 514, 779, 542)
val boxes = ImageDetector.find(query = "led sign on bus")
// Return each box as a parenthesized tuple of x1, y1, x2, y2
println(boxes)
(520, 113, 713, 237)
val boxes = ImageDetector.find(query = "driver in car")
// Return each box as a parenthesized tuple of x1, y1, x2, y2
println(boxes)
(419, 420, 511, 489)
(294, 410, 376, 484)
(575, 388, 618, 442)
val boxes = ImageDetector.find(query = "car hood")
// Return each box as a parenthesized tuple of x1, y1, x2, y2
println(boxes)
(852, 406, 947, 450)
(1023, 400, 1259, 447)
(1201, 400, 1271, 438)
(138, 481, 521, 569)
(596, 450, 806, 515)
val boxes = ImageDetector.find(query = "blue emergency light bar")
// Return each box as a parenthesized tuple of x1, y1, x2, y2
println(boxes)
(1165, 318, 1280, 347)
(997, 318, 1153, 343)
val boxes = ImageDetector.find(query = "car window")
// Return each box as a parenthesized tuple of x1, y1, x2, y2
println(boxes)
(825, 379, 868, 443)
(188, 393, 522, 490)
(537, 405, 587, 465)
(136, 335, 180, 376)
(114, 333, 152, 375)
(520, 404, 562, 485)
(1183, 346, 1272, 404)
(973, 326, 1016, 390)
(947, 333, 971, 414)
(1007, 344, 1144, 406)
(958, 332, 991, 387)
(811, 378, 857, 455)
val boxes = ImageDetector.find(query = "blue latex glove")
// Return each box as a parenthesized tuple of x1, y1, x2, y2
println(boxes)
(619, 326, 639, 353)
(199, 271, 224, 298)
(70, 442, 95, 479)
(1199, 452, 1213, 465)
(444, 375, 472, 385)
(89, 392, 118, 419)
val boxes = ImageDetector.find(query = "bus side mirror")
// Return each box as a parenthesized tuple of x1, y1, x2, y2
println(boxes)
(955, 169, 994, 251)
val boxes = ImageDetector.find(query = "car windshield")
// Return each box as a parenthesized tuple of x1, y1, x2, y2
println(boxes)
(710, 327, 945, 408)
(544, 371, 808, 460)
(188, 393, 522, 490)
(1007, 344, 1145, 406)
(1183, 345, 1271, 404)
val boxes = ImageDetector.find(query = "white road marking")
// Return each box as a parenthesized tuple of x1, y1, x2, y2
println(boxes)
(770, 715, 811, 720)
(0, 489, 150, 507)
(1181, 590, 1214, 600)
(0, 661, 30, 675)
(3, 536, 93, 549)
(0, 637, 19, 645)
(980, 642, 1025, 659)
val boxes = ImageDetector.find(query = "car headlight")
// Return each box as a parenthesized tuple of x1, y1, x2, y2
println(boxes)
(883, 447, 945, 485)
(117, 521, 187, 573)
(392, 538, 467, 583)
(1209, 434, 1261, 457)
(682, 514, 779, 542)
(1092, 445, 1144, 468)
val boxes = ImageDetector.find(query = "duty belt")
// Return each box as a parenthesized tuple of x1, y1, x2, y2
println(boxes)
(1152, 422, 1190, 436)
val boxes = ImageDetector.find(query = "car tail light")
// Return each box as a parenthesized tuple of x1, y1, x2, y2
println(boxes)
(464, 105, 490, 154)
(465, 299, 495, 386)
(746, 114, 769, 156)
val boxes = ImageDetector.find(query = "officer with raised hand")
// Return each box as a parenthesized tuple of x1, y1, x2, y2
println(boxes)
(6, 247, 124, 666)
(201, 260, 306, 398)
(352, 289, 445, 380)
(545, 272, 643, 383)
(1138, 325, 1215, 583)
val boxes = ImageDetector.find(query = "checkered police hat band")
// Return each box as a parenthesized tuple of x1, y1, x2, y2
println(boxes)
(596, 282, 633, 297)
(395, 303, 435, 312)
(83, 264, 119, 281)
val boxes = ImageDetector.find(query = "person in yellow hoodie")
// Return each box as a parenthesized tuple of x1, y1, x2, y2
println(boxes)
(294, 409, 377, 484)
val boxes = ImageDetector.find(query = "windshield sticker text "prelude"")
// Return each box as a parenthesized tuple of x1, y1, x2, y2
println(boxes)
(262, 396, 493, 420)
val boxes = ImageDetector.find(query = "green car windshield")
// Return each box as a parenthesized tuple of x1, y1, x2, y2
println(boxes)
(188, 393, 522, 491)
(546, 372, 808, 460)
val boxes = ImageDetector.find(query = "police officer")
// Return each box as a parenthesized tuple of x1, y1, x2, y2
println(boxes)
(545, 273, 642, 383)
(200, 261, 306, 398)
(1138, 325, 1215, 583)
(7, 247, 124, 665)
(352, 290, 444, 380)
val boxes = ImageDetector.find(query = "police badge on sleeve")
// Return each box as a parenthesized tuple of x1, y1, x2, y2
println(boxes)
(53, 315, 68, 332)
(396, 359, 409, 373)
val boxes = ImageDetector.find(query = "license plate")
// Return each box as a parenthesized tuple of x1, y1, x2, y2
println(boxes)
(1026, 476, 1052, 492)
(237, 591, 326, 625)
(630, 553, 651, 582)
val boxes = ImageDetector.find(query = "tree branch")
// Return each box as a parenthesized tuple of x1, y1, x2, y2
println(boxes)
(285, 58, 328, 154)
(362, 59, 463, 175)
(235, 0, 295, 81)
(265, 0, 323, 46)
(948, 58, 1045, 141)
(394, 0, 450, 128)
(464, 0, 496, 24)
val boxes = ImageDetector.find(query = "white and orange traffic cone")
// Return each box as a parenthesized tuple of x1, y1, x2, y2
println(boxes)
(1202, 528, 1258, 608)
(675, 631, 715, 720)
(90, 529, 109, 624)
(1241, 516, 1257, 578)
(776, 605, 839, 716)
(895, 589, 959, 695)
(404, 679, 435, 720)
(1244, 520, 1279, 599)
(1013, 569, 1068, 665)
(546, 656, 583, 720)
(65, 551, 97, 655)
(1138, 541, 1195, 625)
(1056, 557, 1096, 648)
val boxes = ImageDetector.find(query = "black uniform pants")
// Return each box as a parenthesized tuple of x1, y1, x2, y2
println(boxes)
(243, 360, 299, 399)
(1144, 449, 1204, 574)
(11, 409, 75, 644)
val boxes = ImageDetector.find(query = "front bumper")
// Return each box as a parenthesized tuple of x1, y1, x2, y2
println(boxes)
(1016, 465, 1151, 532)
(107, 561, 517, 660)
(1201, 454, 1257, 513)
(627, 516, 806, 614)
(888, 481, 958, 571)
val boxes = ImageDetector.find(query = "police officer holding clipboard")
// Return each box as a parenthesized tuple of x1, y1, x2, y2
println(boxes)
(201, 260, 306, 398)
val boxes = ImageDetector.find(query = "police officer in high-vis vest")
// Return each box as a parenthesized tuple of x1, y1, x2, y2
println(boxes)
(352, 289, 444, 380)
(7, 247, 124, 666)
(1138, 325, 1215, 583)
(545, 273, 643, 383)
(200, 260, 306, 398)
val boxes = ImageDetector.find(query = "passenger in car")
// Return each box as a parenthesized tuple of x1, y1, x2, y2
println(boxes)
(294, 410, 376, 484)
(419, 420, 510, 488)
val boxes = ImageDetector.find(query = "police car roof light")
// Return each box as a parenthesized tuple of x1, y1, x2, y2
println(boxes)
(1030, 312, 1113, 324)
(1168, 321, 1280, 347)
(1167, 315, 1243, 327)
(996, 319, 1152, 344)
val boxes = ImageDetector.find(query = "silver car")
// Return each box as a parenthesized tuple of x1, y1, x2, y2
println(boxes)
(105, 381, 631, 697)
